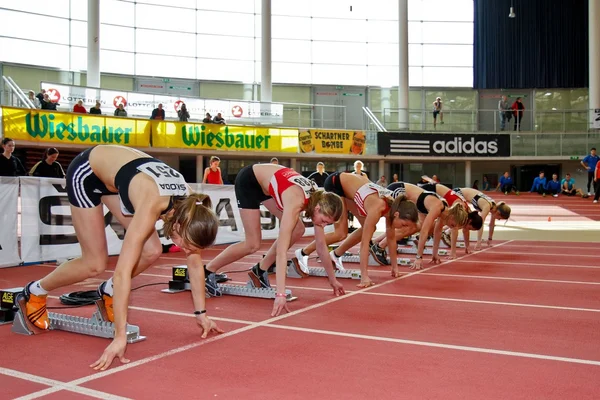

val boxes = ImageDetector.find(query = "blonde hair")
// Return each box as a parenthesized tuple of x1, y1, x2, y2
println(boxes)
(386, 195, 418, 226)
(304, 190, 344, 222)
(445, 202, 468, 227)
(163, 193, 219, 249)
(495, 202, 511, 219)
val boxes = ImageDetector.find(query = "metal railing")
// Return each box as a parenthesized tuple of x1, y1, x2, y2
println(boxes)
(362, 106, 387, 132)
(2, 76, 35, 109)
(378, 108, 599, 133)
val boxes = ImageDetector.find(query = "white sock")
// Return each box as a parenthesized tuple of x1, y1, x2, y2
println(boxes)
(29, 280, 48, 296)
(103, 277, 114, 296)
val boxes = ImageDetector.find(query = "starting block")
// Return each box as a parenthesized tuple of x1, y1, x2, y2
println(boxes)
(11, 293, 145, 343)
(161, 266, 297, 302)
(285, 263, 361, 280)
(398, 247, 448, 256)
(341, 254, 412, 266)
(424, 239, 465, 248)
(0, 288, 20, 325)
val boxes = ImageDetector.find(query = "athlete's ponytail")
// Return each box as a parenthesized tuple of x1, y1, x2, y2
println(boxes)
(305, 190, 344, 222)
(163, 193, 219, 249)
(387, 195, 418, 226)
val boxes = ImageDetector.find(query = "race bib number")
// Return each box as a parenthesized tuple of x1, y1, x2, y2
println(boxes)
(367, 183, 392, 198)
(289, 175, 318, 198)
(137, 162, 189, 197)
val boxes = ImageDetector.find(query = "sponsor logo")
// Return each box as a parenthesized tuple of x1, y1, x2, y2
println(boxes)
(46, 88, 61, 103)
(113, 96, 127, 108)
(181, 125, 272, 150)
(158, 183, 187, 192)
(231, 105, 243, 118)
(25, 113, 131, 144)
(2, 292, 14, 305)
(390, 137, 499, 155)
(174, 100, 184, 111)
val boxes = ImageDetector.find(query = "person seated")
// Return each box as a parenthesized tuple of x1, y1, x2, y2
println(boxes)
(73, 100, 87, 114)
(213, 113, 226, 124)
(561, 173, 587, 197)
(497, 172, 518, 194)
(529, 172, 547, 195)
(482, 176, 491, 191)
(545, 174, 561, 197)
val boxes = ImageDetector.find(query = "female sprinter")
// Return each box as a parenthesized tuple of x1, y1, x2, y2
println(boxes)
(373, 182, 469, 269)
(452, 187, 511, 252)
(203, 164, 344, 316)
(17, 145, 222, 370)
(418, 182, 483, 259)
(202, 156, 223, 185)
(294, 172, 419, 287)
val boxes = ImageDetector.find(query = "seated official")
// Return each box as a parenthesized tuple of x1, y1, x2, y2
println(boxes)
(545, 174, 561, 197)
(529, 172, 547, 195)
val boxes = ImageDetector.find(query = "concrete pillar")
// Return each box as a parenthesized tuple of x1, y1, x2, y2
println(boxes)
(398, 0, 409, 130)
(260, 0, 272, 103)
(590, 0, 600, 128)
(378, 159, 385, 182)
(465, 160, 472, 188)
(87, 0, 101, 88)
(196, 155, 204, 183)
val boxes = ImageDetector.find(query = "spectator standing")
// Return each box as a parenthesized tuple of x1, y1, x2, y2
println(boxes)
(512, 97, 525, 131)
(352, 160, 368, 179)
(433, 97, 443, 128)
(581, 147, 599, 196)
(29, 148, 65, 178)
(498, 95, 509, 131)
(545, 174, 561, 197)
(41, 93, 58, 110)
(497, 171, 518, 194)
(178, 103, 190, 122)
(213, 113, 226, 124)
(391, 173, 399, 183)
(28, 90, 41, 108)
(202, 156, 223, 185)
(307, 162, 329, 187)
(376, 176, 388, 186)
(529, 172, 547, 195)
(0, 138, 26, 177)
(89, 101, 102, 115)
(203, 113, 213, 123)
(114, 104, 127, 117)
(73, 100, 87, 114)
(150, 104, 165, 120)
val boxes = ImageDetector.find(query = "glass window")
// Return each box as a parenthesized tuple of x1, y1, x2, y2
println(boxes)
(272, 39, 311, 63)
(312, 18, 367, 42)
(102, 50, 135, 75)
(310, 0, 366, 19)
(367, 66, 399, 87)
(408, 21, 422, 44)
(409, 66, 423, 87)
(101, 25, 135, 53)
(0, 10, 70, 45)
(137, 0, 197, 9)
(312, 64, 367, 85)
(273, 62, 312, 84)
(272, 1, 312, 17)
(272, 16, 312, 40)
(0, 0, 69, 18)
(100, 0, 135, 27)
(70, 0, 87, 20)
(197, 10, 255, 36)
(70, 20, 88, 47)
(0, 37, 70, 70)
(365, 0, 398, 19)
(422, 67, 473, 87)
(426, 90, 477, 109)
(137, 4, 196, 33)
(408, 44, 423, 66)
(408, 0, 424, 21)
(368, 43, 399, 66)
(422, 44, 473, 67)
(197, 58, 255, 82)
(313, 41, 367, 65)
(419, 0, 474, 22)
(136, 53, 195, 79)
(421, 22, 473, 44)
(137, 29, 196, 57)
(367, 20, 398, 43)
(70, 46, 87, 72)
(197, 34, 255, 60)
(199, 0, 258, 14)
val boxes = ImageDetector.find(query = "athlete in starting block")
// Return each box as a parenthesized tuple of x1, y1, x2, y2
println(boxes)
(294, 172, 419, 288)
(17, 145, 222, 370)
(203, 164, 344, 316)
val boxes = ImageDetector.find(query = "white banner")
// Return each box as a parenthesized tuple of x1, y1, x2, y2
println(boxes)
(0, 177, 22, 267)
(594, 109, 600, 129)
(40, 82, 284, 125)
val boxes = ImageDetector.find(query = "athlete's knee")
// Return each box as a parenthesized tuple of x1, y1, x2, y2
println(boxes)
(332, 230, 348, 243)
(84, 255, 109, 276)
(245, 239, 262, 254)
(142, 241, 163, 264)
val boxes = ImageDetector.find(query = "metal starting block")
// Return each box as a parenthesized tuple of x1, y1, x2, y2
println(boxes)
(161, 266, 297, 301)
(11, 295, 145, 343)
(424, 239, 465, 248)
(285, 263, 361, 280)
(341, 254, 412, 266)
(398, 247, 448, 256)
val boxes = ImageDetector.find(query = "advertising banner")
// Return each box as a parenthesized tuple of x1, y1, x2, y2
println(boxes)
(378, 132, 511, 157)
(298, 129, 366, 155)
(152, 122, 299, 153)
(1, 107, 151, 147)
(40, 82, 284, 125)
(0, 178, 22, 267)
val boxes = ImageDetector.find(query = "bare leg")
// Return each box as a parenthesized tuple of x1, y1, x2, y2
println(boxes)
(40, 205, 108, 292)
(206, 209, 262, 273)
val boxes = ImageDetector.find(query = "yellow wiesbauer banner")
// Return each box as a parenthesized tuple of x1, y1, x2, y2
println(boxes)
(1, 107, 151, 147)
(298, 129, 366, 155)
(151, 121, 298, 153)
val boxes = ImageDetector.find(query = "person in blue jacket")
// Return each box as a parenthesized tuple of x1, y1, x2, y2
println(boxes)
(530, 171, 547, 195)
(545, 174, 561, 197)
(496, 171, 518, 194)
(581, 148, 599, 196)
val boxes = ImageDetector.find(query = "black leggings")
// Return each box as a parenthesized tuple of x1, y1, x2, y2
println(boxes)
(594, 180, 600, 201)
(588, 171, 594, 193)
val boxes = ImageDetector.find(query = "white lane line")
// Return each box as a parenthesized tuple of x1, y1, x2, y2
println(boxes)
(482, 251, 598, 258)
(19, 241, 513, 399)
(359, 292, 600, 313)
(263, 324, 600, 366)
(457, 260, 600, 270)
(420, 272, 600, 286)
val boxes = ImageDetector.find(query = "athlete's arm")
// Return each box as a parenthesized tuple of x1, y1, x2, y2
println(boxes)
(186, 252, 224, 338)
(202, 168, 210, 183)
(314, 223, 345, 296)
(216, 167, 224, 185)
